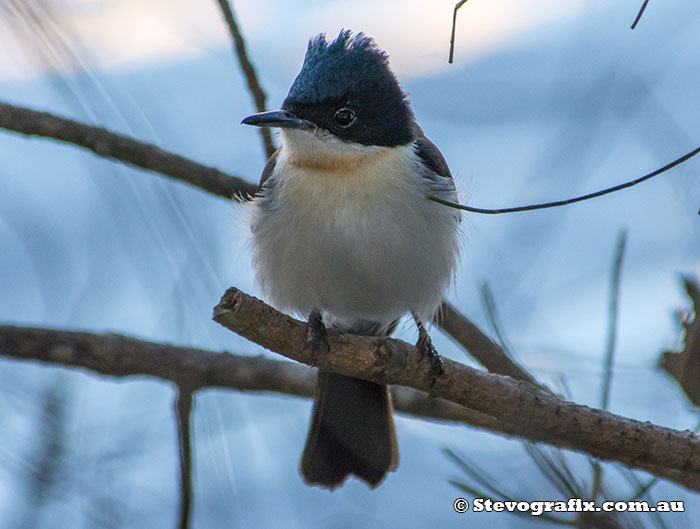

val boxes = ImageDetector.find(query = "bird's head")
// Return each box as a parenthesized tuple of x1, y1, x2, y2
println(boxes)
(243, 31, 415, 167)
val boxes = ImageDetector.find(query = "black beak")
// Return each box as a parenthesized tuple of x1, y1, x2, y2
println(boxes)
(241, 110, 312, 131)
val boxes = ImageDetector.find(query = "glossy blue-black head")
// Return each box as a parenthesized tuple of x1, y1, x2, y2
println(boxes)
(243, 31, 415, 147)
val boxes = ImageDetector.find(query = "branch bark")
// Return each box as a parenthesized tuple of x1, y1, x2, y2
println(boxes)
(0, 324, 507, 432)
(214, 0, 276, 159)
(2, 321, 699, 491)
(213, 287, 700, 482)
(0, 101, 257, 200)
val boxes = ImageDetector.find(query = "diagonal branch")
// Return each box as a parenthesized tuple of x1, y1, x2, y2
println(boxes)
(631, 0, 651, 30)
(214, 0, 276, 159)
(0, 101, 257, 200)
(436, 301, 546, 389)
(212, 287, 700, 481)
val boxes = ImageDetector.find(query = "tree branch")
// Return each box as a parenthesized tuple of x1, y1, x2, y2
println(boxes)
(2, 322, 699, 491)
(0, 101, 258, 200)
(436, 301, 546, 389)
(631, 0, 651, 30)
(0, 99, 533, 384)
(212, 287, 700, 481)
(0, 323, 509, 433)
(3, 99, 700, 489)
(214, 0, 276, 159)
(175, 386, 194, 529)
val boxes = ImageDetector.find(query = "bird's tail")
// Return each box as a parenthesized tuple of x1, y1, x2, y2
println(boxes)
(300, 320, 399, 489)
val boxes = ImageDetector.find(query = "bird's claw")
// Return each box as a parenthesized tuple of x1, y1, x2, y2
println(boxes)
(306, 311, 330, 367)
(416, 331, 444, 385)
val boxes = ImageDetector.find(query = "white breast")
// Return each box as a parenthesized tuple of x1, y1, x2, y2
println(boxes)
(249, 129, 460, 329)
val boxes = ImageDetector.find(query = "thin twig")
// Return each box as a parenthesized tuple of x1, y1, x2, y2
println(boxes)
(448, 0, 470, 64)
(175, 386, 194, 529)
(601, 231, 627, 412)
(428, 144, 700, 215)
(215, 0, 276, 159)
(592, 230, 628, 501)
(631, 0, 651, 30)
(0, 102, 257, 199)
(480, 282, 515, 357)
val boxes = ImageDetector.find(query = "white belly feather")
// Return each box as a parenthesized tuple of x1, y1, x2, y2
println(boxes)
(249, 130, 460, 328)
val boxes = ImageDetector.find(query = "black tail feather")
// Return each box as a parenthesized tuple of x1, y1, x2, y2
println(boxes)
(300, 370, 398, 488)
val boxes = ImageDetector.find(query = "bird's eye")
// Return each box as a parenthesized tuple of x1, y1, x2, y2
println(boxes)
(333, 108, 356, 127)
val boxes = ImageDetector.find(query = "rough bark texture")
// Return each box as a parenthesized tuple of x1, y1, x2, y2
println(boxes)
(212, 287, 700, 480)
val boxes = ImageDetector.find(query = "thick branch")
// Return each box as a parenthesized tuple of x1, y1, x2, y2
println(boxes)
(0, 102, 257, 200)
(213, 287, 700, 480)
(2, 323, 699, 491)
(0, 324, 504, 432)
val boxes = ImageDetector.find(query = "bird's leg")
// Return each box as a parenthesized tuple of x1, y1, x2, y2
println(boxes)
(413, 313, 444, 382)
(306, 309, 330, 367)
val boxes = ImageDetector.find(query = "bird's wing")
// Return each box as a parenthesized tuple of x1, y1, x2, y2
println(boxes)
(258, 149, 280, 192)
(412, 124, 452, 179)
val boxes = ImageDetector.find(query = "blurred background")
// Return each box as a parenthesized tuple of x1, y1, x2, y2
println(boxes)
(1, 0, 699, 527)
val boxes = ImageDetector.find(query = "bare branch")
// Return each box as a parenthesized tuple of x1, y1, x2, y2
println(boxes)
(175, 387, 193, 529)
(215, 0, 276, 159)
(631, 0, 651, 30)
(2, 322, 699, 491)
(213, 287, 700, 481)
(0, 324, 504, 431)
(601, 231, 627, 411)
(0, 101, 258, 200)
(436, 301, 546, 389)
(448, 0, 471, 64)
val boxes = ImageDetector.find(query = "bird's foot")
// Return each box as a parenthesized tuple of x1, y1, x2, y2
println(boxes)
(306, 310, 329, 367)
(414, 315, 444, 385)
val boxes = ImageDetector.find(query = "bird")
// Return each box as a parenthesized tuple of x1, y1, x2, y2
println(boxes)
(242, 30, 461, 489)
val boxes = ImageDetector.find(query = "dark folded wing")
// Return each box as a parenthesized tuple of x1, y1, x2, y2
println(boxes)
(258, 149, 280, 191)
(412, 124, 452, 179)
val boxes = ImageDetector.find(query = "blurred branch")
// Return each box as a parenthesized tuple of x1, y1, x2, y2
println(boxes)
(600, 231, 627, 411)
(0, 324, 509, 433)
(436, 301, 546, 390)
(631, 0, 651, 30)
(593, 231, 628, 502)
(212, 287, 700, 483)
(215, 0, 276, 159)
(175, 387, 194, 529)
(0, 101, 258, 200)
(17, 380, 68, 529)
